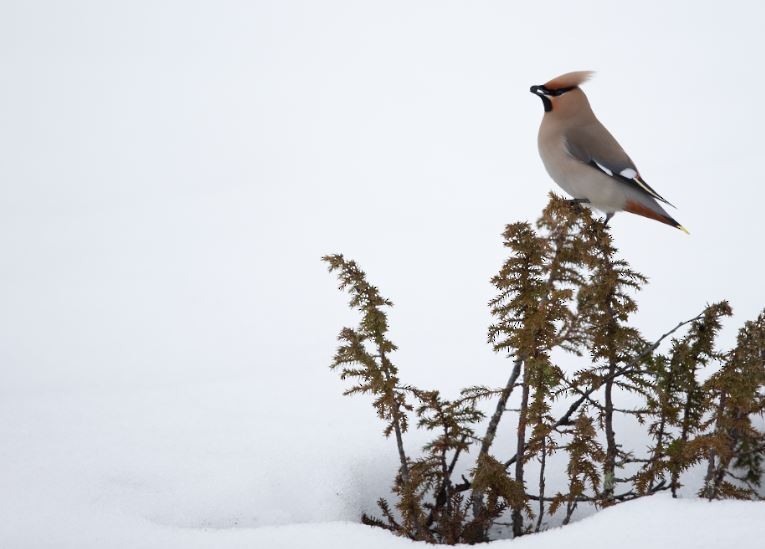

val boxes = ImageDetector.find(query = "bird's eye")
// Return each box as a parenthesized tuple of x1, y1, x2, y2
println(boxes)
(553, 86, 575, 96)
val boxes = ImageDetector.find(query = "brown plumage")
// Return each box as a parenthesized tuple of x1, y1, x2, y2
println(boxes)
(543, 71, 594, 91)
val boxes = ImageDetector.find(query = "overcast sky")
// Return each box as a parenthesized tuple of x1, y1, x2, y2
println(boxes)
(2, 1, 764, 397)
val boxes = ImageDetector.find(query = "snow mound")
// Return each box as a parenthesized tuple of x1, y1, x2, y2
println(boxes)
(240, 496, 765, 549)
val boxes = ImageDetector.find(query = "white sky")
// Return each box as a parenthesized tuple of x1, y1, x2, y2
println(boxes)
(2, 1, 764, 397)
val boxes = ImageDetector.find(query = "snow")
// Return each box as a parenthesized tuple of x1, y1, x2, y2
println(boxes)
(0, 380, 395, 542)
(512, 496, 765, 549)
(2, 380, 763, 548)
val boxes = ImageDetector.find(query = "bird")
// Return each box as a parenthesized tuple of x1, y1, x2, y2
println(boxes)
(530, 71, 688, 233)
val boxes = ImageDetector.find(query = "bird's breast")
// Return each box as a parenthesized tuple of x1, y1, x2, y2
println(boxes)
(536, 125, 626, 213)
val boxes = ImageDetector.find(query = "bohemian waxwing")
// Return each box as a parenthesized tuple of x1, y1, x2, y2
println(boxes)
(530, 71, 688, 233)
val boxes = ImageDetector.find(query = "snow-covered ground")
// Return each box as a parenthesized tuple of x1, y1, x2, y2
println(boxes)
(2, 379, 762, 548)
(0, 379, 394, 546)
(6, 496, 762, 549)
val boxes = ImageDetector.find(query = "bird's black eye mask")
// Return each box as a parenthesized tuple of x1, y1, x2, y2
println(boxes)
(530, 85, 576, 112)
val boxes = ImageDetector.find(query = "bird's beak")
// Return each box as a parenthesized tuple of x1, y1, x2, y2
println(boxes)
(531, 85, 553, 112)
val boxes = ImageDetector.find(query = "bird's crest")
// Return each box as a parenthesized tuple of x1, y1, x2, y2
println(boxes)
(544, 71, 594, 90)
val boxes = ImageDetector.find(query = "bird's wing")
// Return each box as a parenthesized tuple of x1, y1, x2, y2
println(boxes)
(564, 122, 675, 207)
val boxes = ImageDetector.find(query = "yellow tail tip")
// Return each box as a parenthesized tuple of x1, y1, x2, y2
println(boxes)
(677, 225, 690, 235)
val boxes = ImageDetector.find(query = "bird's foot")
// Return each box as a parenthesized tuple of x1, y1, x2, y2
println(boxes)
(565, 198, 590, 213)
(602, 213, 614, 227)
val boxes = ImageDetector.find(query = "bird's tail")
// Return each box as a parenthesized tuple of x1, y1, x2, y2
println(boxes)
(624, 199, 689, 234)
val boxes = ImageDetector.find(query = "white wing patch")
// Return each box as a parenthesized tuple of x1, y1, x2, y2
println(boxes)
(620, 168, 637, 179)
(594, 161, 613, 176)
(598, 161, 677, 208)
(618, 168, 668, 203)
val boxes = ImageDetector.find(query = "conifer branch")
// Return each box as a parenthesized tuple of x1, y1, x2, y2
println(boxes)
(503, 308, 719, 470)
(527, 481, 669, 504)
(322, 254, 421, 533)
(323, 197, 764, 543)
(477, 359, 523, 458)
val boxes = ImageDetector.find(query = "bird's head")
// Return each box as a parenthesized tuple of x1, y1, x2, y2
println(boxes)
(530, 71, 594, 113)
